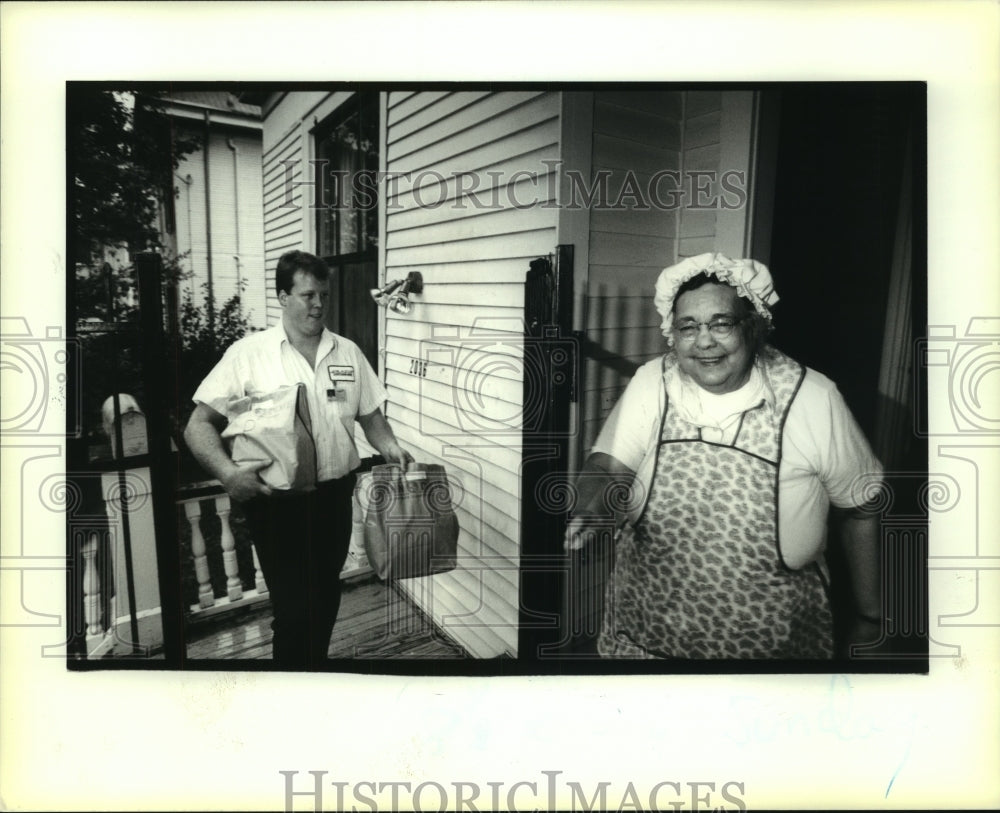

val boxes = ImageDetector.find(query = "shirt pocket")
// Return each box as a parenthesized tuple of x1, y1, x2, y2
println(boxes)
(337, 379, 360, 412)
(319, 382, 358, 430)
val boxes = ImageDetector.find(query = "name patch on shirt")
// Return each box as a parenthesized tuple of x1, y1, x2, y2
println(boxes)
(327, 365, 355, 383)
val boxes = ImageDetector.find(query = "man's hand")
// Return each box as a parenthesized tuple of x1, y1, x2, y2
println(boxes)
(222, 460, 273, 502)
(357, 409, 413, 472)
(384, 444, 415, 473)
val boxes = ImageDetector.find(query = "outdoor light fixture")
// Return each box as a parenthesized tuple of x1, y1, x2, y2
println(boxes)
(369, 278, 404, 306)
(372, 272, 423, 314)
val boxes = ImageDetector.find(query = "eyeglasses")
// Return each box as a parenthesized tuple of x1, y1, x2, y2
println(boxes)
(673, 317, 743, 342)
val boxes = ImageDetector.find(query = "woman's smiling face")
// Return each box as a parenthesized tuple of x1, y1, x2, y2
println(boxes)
(671, 282, 755, 394)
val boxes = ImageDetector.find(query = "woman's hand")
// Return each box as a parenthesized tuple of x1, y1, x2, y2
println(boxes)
(839, 615, 885, 659)
(564, 515, 605, 551)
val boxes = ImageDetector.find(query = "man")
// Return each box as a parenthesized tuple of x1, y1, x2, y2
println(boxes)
(184, 250, 412, 668)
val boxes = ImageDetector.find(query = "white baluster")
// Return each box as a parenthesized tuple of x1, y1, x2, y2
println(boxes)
(250, 543, 267, 594)
(215, 494, 242, 602)
(184, 500, 215, 609)
(82, 533, 101, 636)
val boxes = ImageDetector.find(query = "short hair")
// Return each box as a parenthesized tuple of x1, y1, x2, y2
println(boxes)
(275, 250, 330, 296)
(671, 272, 772, 353)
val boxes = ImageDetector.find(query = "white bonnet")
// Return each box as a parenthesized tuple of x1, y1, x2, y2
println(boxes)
(653, 252, 779, 337)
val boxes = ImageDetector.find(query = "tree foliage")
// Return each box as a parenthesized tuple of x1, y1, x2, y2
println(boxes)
(69, 87, 255, 468)
(68, 87, 198, 268)
(177, 282, 255, 424)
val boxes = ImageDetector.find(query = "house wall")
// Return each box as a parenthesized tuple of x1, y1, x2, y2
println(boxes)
(261, 103, 306, 326)
(174, 125, 267, 330)
(579, 90, 684, 451)
(384, 90, 561, 659)
(678, 90, 756, 260)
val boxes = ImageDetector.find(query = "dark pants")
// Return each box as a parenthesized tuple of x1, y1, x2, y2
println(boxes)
(242, 474, 356, 669)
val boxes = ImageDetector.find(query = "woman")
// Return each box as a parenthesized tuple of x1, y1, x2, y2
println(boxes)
(565, 253, 884, 659)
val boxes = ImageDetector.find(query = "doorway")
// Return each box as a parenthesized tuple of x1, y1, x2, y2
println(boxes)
(762, 83, 928, 661)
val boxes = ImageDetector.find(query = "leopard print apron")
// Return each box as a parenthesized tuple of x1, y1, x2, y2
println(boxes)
(598, 350, 834, 659)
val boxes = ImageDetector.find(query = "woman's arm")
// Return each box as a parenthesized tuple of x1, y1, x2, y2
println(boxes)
(564, 452, 636, 550)
(838, 509, 884, 655)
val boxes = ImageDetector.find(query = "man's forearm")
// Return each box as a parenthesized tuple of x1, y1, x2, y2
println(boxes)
(184, 418, 238, 484)
(357, 409, 406, 460)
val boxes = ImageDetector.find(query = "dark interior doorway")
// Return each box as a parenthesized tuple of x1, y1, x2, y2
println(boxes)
(763, 83, 928, 663)
(766, 84, 921, 440)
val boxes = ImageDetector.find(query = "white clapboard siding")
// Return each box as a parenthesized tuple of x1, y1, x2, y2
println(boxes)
(262, 131, 306, 199)
(677, 91, 723, 260)
(684, 109, 722, 150)
(386, 200, 556, 252)
(387, 152, 559, 230)
(388, 123, 561, 207)
(263, 216, 303, 249)
(261, 94, 331, 325)
(383, 90, 561, 658)
(384, 265, 545, 295)
(384, 226, 555, 267)
(582, 91, 683, 452)
(387, 91, 549, 167)
(386, 348, 522, 403)
(386, 91, 450, 127)
(386, 321, 532, 379)
(385, 369, 525, 440)
(388, 91, 493, 143)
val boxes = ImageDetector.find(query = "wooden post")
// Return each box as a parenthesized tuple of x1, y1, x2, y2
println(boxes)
(215, 494, 243, 602)
(82, 533, 102, 637)
(251, 543, 267, 594)
(184, 500, 215, 609)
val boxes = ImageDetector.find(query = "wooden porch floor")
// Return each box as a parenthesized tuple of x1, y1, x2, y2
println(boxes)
(184, 574, 467, 660)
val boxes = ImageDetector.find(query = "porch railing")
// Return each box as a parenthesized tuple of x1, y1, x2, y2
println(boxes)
(84, 474, 375, 657)
(177, 481, 270, 620)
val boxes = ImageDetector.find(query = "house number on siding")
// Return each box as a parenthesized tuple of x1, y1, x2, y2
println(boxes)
(409, 358, 428, 377)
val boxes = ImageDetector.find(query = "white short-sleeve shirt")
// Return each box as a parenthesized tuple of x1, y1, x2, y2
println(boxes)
(592, 356, 884, 569)
(192, 323, 387, 481)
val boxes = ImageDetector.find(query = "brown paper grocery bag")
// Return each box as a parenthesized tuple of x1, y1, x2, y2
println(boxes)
(222, 383, 317, 491)
(362, 463, 458, 579)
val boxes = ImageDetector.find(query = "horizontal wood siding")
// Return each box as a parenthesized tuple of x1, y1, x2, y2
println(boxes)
(677, 90, 723, 258)
(385, 90, 561, 658)
(262, 95, 315, 326)
(582, 91, 682, 451)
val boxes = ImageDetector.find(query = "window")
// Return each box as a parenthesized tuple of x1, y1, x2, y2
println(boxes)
(314, 93, 379, 367)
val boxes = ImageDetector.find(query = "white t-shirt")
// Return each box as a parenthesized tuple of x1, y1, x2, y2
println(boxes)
(591, 355, 884, 569)
(192, 323, 387, 481)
